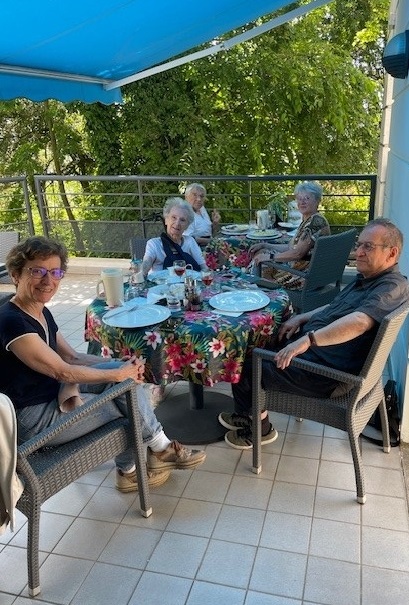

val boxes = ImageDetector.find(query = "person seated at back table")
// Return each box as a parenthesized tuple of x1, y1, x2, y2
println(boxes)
(249, 181, 330, 289)
(219, 218, 409, 449)
(143, 197, 208, 276)
(183, 183, 221, 247)
(0, 236, 206, 492)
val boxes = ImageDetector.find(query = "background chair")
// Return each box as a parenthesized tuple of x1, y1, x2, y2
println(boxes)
(0, 231, 19, 283)
(257, 229, 357, 312)
(251, 302, 409, 504)
(15, 379, 152, 596)
(0, 292, 13, 306)
(129, 236, 148, 260)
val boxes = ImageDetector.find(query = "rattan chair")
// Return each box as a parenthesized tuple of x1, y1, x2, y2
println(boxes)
(129, 236, 148, 260)
(0, 292, 13, 305)
(251, 301, 409, 504)
(15, 378, 152, 596)
(0, 231, 19, 283)
(257, 229, 357, 312)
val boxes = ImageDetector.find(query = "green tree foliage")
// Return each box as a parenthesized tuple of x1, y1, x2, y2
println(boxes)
(0, 0, 389, 200)
(77, 0, 387, 180)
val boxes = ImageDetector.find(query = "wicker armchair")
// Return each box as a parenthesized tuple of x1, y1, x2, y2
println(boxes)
(0, 231, 19, 282)
(15, 378, 152, 596)
(129, 236, 148, 260)
(251, 301, 409, 504)
(257, 229, 357, 312)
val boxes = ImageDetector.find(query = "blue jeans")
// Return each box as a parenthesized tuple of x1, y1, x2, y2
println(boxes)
(15, 361, 162, 472)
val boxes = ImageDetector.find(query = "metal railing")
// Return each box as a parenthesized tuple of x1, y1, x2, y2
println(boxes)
(0, 174, 376, 257)
(0, 176, 35, 237)
(32, 173, 376, 257)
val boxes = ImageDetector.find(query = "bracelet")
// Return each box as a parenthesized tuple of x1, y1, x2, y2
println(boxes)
(308, 331, 318, 347)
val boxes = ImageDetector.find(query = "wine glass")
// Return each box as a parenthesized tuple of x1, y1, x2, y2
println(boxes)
(173, 260, 186, 280)
(201, 269, 214, 297)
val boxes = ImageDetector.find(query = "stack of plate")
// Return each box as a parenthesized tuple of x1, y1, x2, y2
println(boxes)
(246, 229, 282, 241)
(220, 224, 249, 236)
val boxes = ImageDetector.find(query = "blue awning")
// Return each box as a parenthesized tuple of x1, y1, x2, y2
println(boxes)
(0, 1, 327, 104)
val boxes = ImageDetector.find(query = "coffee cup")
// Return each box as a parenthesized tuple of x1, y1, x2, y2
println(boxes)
(96, 268, 124, 307)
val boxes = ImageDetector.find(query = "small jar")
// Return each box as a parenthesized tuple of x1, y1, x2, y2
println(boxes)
(188, 285, 202, 311)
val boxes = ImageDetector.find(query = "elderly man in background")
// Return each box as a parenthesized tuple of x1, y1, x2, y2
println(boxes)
(183, 183, 221, 246)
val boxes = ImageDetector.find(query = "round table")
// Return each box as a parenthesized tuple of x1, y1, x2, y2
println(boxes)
(85, 279, 291, 443)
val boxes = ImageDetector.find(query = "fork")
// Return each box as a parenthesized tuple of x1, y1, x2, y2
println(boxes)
(105, 302, 139, 318)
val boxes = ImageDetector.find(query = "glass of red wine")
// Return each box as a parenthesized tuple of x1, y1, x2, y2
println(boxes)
(201, 269, 214, 297)
(173, 260, 186, 280)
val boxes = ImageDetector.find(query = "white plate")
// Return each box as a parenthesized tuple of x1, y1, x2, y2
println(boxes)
(246, 229, 282, 241)
(148, 269, 202, 283)
(122, 296, 148, 306)
(209, 290, 270, 312)
(221, 224, 249, 235)
(148, 284, 169, 297)
(103, 302, 170, 328)
(278, 222, 296, 229)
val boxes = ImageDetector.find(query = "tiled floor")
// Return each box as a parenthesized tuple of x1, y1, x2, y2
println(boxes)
(1, 274, 409, 605)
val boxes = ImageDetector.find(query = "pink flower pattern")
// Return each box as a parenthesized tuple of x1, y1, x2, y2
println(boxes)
(85, 288, 291, 387)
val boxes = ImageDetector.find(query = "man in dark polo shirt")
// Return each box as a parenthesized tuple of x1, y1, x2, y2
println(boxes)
(219, 218, 409, 449)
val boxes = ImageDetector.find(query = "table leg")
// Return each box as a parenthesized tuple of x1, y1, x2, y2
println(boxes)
(189, 382, 204, 409)
(154, 383, 235, 445)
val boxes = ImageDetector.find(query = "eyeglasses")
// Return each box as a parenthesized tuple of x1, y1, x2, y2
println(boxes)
(354, 242, 391, 252)
(26, 267, 65, 280)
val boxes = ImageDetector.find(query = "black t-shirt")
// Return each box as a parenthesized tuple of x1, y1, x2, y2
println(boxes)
(0, 302, 60, 408)
(298, 265, 409, 374)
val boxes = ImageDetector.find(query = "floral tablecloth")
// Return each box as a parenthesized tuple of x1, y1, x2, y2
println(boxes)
(85, 287, 291, 387)
(203, 233, 290, 271)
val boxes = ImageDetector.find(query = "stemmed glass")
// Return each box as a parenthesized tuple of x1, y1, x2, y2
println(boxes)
(173, 260, 186, 280)
(201, 269, 214, 298)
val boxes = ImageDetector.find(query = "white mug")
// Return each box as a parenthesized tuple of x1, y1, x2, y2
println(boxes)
(96, 268, 124, 307)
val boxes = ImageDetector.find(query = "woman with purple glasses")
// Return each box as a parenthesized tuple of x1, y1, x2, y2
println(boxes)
(0, 236, 205, 493)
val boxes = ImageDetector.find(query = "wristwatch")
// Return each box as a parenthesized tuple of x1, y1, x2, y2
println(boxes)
(308, 331, 318, 347)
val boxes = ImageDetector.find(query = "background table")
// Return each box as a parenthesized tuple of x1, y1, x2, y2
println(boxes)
(85, 283, 291, 443)
(204, 231, 291, 271)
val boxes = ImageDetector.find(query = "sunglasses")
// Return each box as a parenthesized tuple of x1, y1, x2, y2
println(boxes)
(26, 267, 65, 280)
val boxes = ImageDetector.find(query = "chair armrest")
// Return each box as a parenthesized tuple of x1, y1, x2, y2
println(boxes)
(260, 260, 307, 278)
(17, 378, 137, 457)
(252, 348, 363, 386)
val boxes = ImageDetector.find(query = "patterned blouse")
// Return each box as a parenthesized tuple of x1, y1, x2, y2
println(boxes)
(263, 212, 330, 290)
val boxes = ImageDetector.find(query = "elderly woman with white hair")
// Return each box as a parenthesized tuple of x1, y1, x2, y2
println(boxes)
(142, 197, 208, 275)
(183, 183, 221, 246)
(250, 181, 330, 289)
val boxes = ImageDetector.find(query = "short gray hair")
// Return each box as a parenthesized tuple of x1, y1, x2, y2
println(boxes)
(6, 236, 68, 275)
(365, 217, 403, 255)
(163, 197, 195, 226)
(185, 183, 206, 197)
(294, 181, 323, 203)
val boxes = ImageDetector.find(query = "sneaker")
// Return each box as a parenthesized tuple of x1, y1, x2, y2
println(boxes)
(147, 441, 206, 471)
(218, 411, 252, 431)
(218, 412, 272, 434)
(115, 467, 171, 493)
(224, 425, 278, 450)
